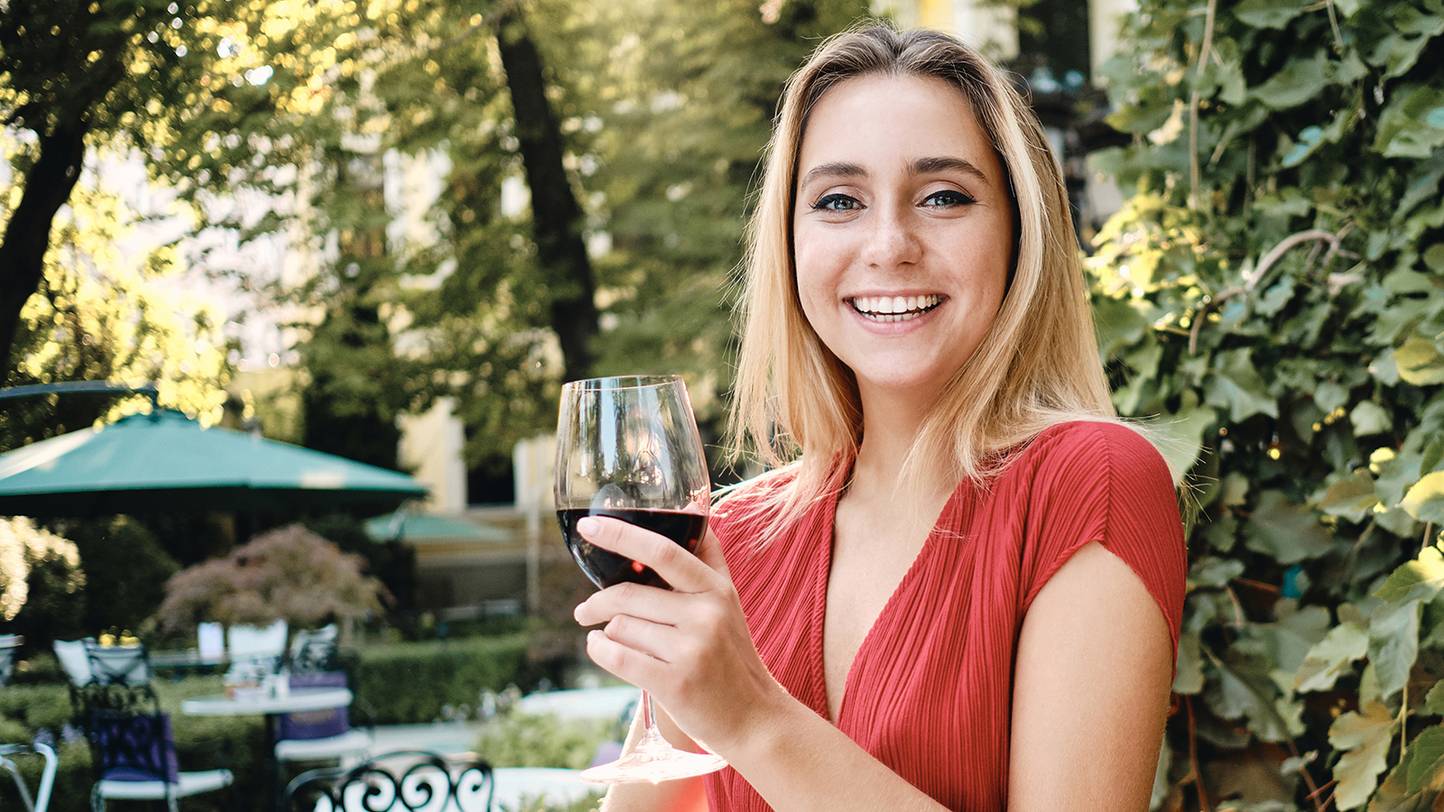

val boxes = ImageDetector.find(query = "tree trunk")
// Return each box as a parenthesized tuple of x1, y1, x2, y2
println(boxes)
(495, 9, 598, 383)
(0, 121, 88, 381)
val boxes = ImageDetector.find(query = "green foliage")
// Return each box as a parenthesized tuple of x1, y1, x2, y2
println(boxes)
(1092, 0, 1444, 807)
(0, 180, 234, 450)
(349, 634, 541, 725)
(475, 710, 618, 771)
(59, 515, 179, 637)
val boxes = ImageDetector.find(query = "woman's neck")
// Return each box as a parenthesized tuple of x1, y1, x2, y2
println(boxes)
(849, 383, 952, 503)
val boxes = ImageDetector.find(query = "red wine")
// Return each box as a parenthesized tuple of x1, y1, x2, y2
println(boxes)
(556, 507, 707, 589)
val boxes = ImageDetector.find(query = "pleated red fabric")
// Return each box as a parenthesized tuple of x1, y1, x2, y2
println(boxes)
(704, 420, 1187, 811)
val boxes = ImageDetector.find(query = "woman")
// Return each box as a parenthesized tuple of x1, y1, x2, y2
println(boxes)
(573, 23, 1186, 811)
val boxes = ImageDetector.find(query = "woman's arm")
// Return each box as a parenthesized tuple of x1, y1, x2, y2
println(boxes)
(1007, 542, 1174, 811)
(577, 517, 946, 812)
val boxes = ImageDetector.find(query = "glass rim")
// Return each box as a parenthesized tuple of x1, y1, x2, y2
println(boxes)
(560, 374, 686, 392)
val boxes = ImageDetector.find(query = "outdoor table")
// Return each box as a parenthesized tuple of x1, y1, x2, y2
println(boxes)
(180, 688, 353, 717)
(182, 688, 354, 810)
(492, 766, 593, 808)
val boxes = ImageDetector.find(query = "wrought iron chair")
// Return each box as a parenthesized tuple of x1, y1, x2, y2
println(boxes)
(283, 750, 495, 812)
(0, 742, 56, 812)
(82, 641, 152, 686)
(71, 683, 233, 812)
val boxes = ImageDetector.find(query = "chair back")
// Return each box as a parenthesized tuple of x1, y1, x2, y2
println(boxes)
(83, 641, 151, 686)
(227, 620, 288, 673)
(70, 683, 178, 784)
(0, 634, 18, 686)
(287, 624, 339, 674)
(284, 750, 494, 812)
(276, 671, 351, 741)
(52, 638, 94, 686)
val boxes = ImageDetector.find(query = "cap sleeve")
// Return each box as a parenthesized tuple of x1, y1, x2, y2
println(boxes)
(1018, 421, 1188, 656)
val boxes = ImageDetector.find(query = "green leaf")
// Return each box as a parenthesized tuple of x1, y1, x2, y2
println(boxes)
(1401, 472, 1444, 524)
(1245, 490, 1334, 564)
(1377, 547, 1444, 604)
(1427, 681, 1444, 715)
(1252, 51, 1330, 110)
(1370, 599, 1421, 700)
(1155, 398, 1218, 483)
(1191, 556, 1245, 588)
(1254, 604, 1331, 673)
(1374, 84, 1444, 159)
(1212, 657, 1292, 741)
(1296, 620, 1368, 692)
(1317, 381, 1351, 414)
(1397, 336, 1444, 385)
(1175, 632, 1205, 694)
(1404, 726, 1444, 794)
(1329, 701, 1395, 810)
(1233, 0, 1306, 28)
(1205, 349, 1279, 422)
(1320, 471, 1381, 522)
(1351, 401, 1394, 436)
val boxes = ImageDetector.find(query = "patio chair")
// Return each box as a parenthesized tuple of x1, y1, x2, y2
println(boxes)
(0, 634, 19, 686)
(286, 624, 338, 674)
(283, 750, 494, 812)
(272, 671, 370, 767)
(226, 620, 287, 677)
(53, 638, 96, 686)
(83, 640, 152, 686)
(0, 741, 56, 812)
(72, 683, 232, 812)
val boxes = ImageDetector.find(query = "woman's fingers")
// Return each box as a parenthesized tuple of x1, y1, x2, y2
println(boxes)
(599, 614, 685, 663)
(586, 628, 667, 686)
(574, 581, 688, 627)
(577, 516, 717, 593)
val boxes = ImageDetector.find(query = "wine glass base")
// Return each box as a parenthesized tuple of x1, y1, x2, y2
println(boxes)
(580, 747, 728, 785)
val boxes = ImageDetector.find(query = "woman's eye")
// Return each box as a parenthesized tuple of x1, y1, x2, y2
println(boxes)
(812, 193, 862, 212)
(922, 190, 976, 208)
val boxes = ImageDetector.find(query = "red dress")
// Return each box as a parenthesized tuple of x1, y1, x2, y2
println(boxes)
(704, 420, 1187, 811)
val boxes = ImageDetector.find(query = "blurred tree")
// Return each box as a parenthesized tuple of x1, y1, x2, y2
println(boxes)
(154, 523, 387, 633)
(59, 516, 180, 637)
(0, 180, 232, 451)
(0, 518, 86, 648)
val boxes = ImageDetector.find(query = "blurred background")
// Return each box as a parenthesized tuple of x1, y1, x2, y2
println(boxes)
(1, 0, 1441, 809)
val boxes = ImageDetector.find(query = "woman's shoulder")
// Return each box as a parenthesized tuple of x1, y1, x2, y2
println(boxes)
(1010, 418, 1175, 490)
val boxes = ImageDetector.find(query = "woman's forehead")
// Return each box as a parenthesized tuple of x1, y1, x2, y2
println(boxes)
(796, 73, 1000, 184)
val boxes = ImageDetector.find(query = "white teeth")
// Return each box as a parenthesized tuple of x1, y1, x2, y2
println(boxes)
(849, 294, 943, 317)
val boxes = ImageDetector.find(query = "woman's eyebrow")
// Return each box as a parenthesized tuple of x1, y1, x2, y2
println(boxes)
(800, 161, 866, 188)
(800, 157, 990, 189)
(911, 156, 990, 186)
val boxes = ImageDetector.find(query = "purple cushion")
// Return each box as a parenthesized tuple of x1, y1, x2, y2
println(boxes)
(276, 671, 351, 741)
(91, 712, 180, 783)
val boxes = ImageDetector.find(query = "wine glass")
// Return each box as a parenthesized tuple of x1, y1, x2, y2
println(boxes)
(554, 375, 728, 784)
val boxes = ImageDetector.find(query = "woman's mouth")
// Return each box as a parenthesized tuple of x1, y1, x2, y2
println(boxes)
(846, 294, 946, 323)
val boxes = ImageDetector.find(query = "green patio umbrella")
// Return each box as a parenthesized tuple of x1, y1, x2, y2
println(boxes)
(0, 408, 427, 517)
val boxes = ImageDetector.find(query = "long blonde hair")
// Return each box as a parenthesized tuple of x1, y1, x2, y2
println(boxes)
(724, 23, 1142, 532)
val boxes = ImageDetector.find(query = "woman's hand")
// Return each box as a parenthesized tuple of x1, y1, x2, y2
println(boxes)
(572, 516, 784, 755)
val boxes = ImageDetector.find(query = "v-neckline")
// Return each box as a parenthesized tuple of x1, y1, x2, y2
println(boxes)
(811, 470, 970, 725)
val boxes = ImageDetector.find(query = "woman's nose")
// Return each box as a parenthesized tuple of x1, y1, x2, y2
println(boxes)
(860, 207, 921, 270)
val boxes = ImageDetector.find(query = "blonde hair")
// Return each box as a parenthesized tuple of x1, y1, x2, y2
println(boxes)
(724, 23, 1155, 533)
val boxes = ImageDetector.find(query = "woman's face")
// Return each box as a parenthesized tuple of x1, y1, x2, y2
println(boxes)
(792, 73, 1014, 407)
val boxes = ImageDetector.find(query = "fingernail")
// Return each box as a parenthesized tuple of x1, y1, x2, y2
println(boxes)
(587, 629, 602, 644)
(573, 600, 588, 621)
(577, 516, 600, 536)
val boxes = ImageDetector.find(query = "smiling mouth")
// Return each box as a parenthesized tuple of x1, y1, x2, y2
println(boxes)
(847, 294, 946, 323)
